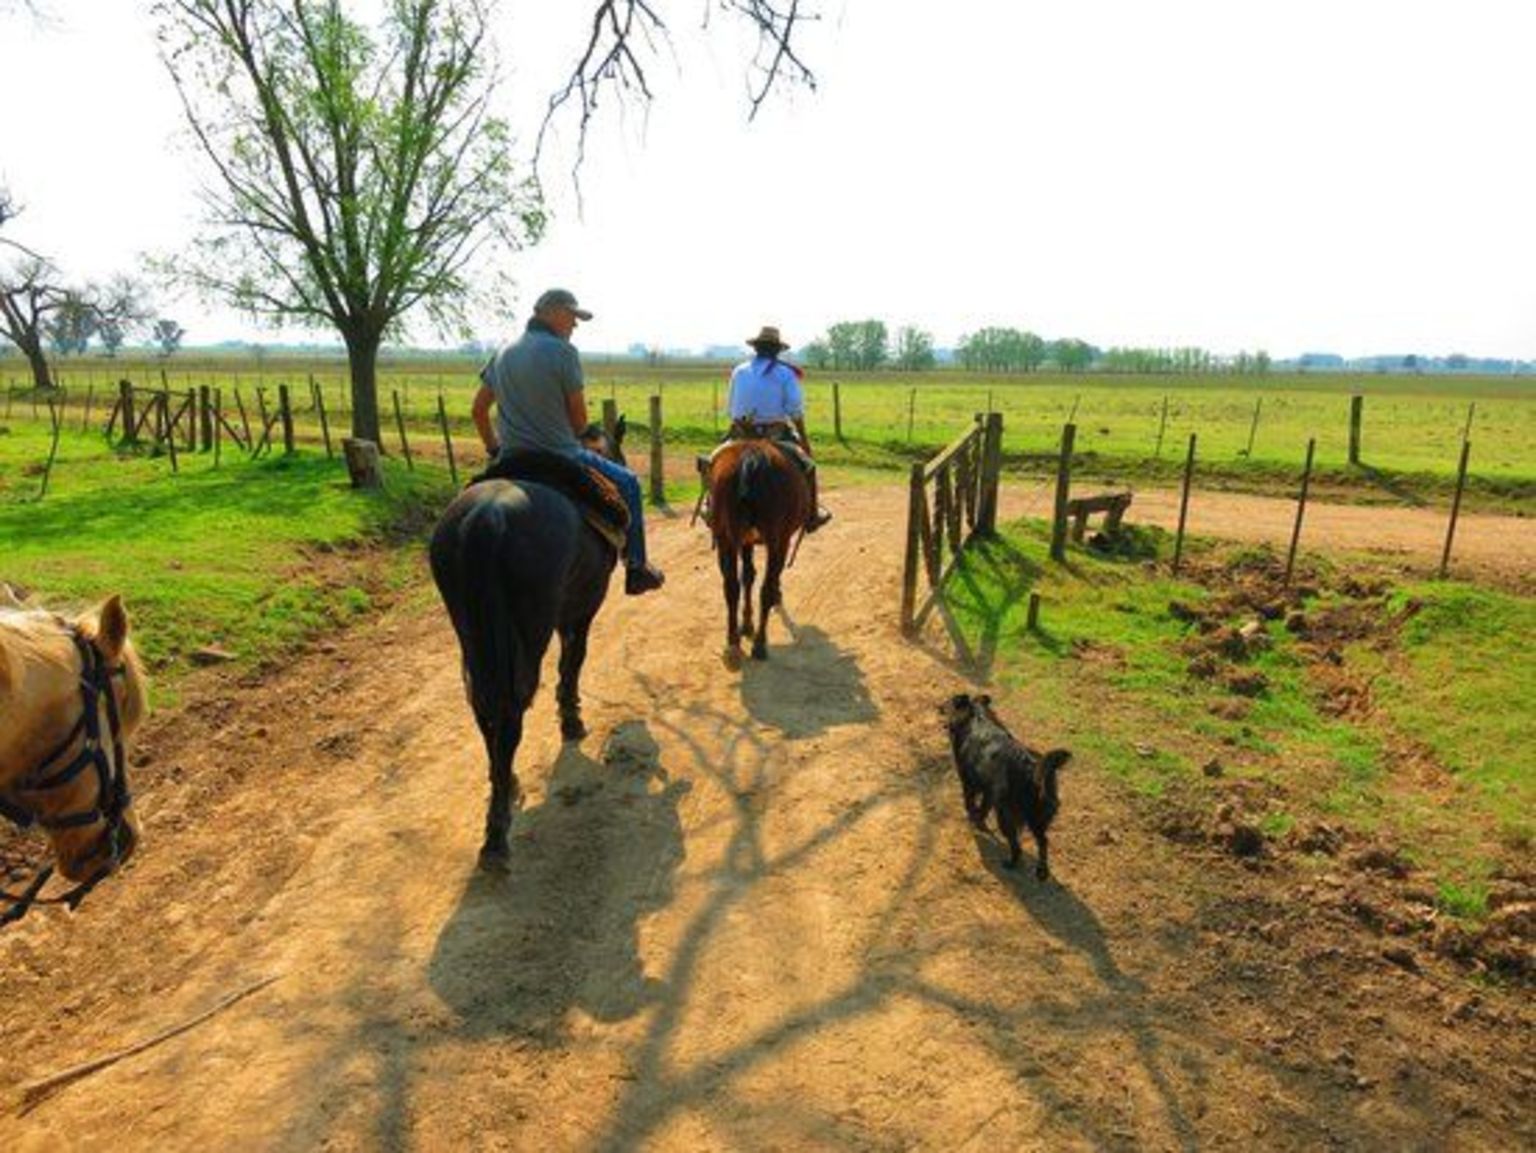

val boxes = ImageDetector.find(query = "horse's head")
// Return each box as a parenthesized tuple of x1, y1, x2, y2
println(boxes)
(580, 416, 627, 469)
(0, 596, 148, 884)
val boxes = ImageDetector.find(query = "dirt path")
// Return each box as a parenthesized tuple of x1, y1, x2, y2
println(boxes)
(998, 482, 1535, 587)
(2, 486, 1530, 1150)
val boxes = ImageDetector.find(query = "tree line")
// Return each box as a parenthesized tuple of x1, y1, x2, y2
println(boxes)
(795, 319, 1272, 375)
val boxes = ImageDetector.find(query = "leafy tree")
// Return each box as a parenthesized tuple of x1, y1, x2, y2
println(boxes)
(97, 318, 126, 357)
(47, 293, 96, 355)
(156, 0, 822, 444)
(1050, 338, 1095, 372)
(153, 318, 186, 358)
(799, 339, 831, 371)
(893, 325, 934, 371)
(853, 319, 887, 370)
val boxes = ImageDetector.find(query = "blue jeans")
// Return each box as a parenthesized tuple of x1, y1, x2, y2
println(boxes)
(577, 448, 647, 567)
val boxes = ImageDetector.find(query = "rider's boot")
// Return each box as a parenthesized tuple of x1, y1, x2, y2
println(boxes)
(625, 562, 666, 595)
(805, 469, 832, 533)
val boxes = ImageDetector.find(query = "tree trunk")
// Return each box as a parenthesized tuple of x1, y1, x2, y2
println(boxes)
(19, 334, 53, 390)
(343, 326, 383, 444)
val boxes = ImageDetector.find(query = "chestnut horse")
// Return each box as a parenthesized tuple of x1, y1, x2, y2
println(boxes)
(429, 423, 627, 872)
(1, 595, 148, 925)
(708, 437, 811, 661)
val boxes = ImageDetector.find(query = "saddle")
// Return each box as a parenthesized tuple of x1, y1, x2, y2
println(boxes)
(696, 422, 815, 477)
(470, 450, 629, 553)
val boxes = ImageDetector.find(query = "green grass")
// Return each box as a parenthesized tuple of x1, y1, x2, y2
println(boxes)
(935, 518, 1530, 899)
(0, 420, 454, 690)
(11, 356, 1534, 511)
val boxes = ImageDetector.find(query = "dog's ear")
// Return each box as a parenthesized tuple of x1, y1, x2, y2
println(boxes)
(976, 693, 991, 707)
(1043, 748, 1072, 772)
(948, 692, 971, 710)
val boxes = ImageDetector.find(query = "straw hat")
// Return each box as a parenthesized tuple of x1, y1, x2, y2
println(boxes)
(747, 325, 788, 353)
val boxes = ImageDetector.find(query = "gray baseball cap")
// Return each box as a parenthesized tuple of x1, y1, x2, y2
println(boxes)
(533, 287, 593, 320)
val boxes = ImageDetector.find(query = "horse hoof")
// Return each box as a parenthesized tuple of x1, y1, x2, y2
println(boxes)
(723, 646, 742, 670)
(560, 716, 587, 741)
(478, 845, 511, 874)
(751, 645, 768, 661)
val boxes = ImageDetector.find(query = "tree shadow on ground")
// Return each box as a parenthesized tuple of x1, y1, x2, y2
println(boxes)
(736, 619, 878, 738)
(427, 720, 688, 1044)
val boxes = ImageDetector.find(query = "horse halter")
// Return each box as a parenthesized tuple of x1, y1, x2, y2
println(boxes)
(0, 625, 134, 926)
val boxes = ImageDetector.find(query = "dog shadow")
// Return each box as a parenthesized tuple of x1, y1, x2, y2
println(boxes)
(427, 720, 689, 1043)
(974, 831, 1146, 996)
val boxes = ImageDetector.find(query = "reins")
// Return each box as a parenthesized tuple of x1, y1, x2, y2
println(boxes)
(0, 625, 132, 927)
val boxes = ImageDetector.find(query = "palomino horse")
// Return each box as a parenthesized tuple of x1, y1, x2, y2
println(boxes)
(0, 595, 147, 924)
(708, 436, 812, 661)
(429, 422, 628, 872)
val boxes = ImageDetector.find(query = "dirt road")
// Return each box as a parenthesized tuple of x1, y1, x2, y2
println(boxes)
(3, 485, 1530, 1150)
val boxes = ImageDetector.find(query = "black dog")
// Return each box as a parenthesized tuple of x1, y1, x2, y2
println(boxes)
(941, 693, 1071, 880)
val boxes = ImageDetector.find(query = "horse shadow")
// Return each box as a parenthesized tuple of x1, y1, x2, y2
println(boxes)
(426, 720, 689, 1044)
(736, 620, 878, 738)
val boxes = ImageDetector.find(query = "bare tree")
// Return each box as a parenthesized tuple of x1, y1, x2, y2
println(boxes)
(543, 1, 819, 175)
(0, 254, 68, 389)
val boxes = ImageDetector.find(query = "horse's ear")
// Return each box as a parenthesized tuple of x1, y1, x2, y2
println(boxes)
(93, 595, 131, 662)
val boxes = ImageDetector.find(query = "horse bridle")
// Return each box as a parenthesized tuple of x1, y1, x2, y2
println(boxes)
(0, 624, 134, 927)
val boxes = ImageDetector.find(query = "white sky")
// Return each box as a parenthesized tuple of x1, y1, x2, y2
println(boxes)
(2, 1, 1534, 359)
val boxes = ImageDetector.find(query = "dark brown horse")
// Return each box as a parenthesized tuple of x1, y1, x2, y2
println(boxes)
(708, 437, 811, 661)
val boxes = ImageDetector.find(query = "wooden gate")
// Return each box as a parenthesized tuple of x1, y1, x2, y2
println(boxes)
(900, 412, 1003, 635)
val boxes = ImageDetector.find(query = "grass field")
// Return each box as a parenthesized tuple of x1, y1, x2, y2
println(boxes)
(941, 520, 1533, 908)
(10, 354, 1534, 489)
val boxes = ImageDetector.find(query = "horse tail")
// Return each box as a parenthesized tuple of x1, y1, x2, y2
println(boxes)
(431, 487, 567, 740)
(735, 445, 768, 529)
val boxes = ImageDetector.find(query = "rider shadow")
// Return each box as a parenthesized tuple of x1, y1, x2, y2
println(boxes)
(426, 720, 689, 1045)
(737, 619, 878, 739)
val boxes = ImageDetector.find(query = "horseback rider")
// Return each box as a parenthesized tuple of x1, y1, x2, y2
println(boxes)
(726, 325, 832, 533)
(472, 288, 665, 596)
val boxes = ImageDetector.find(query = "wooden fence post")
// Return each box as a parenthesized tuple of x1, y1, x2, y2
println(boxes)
(1154, 394, 1168, 459)
(648, 394, 664, 505)
(435, 392, 457, 485)
(199, 385, 213, 451)
(37, 396, 63, 500)
(314, 382, 333, 457)
(119, 380, 136, 445)
(1049, 422, 1076, 562)
(392, 389, 413, 469)
(900, 462, 925, 635)
(233, 386, 252, 447)
(1026, 591, 1042, 632)
(1173, 433, 1197, 575)
(1244, 396, 1263, 457)
(81, 383, 95, 434)
(161, 394, 180, 474)
(1286, 438, 1317, 584)
(712, 379, 720, 436)
(1348, 395, 1363, 464)
(833, 381, 844, 442)
(976, 411, 1003, 536)
(1439, 439, 1471, 579)
(1462, 401, 1475, 443)
(213, 388, 223, 468)
(278, 384, 295, 454)
(907, 387, 916, 443)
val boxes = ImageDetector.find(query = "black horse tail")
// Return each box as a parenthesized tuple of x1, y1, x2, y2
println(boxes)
(736, 444, 768, 529)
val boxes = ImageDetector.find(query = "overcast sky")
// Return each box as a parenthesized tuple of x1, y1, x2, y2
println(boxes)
(2, 1, 1533, 359)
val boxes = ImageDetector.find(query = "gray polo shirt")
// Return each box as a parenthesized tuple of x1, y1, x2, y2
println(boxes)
(482, 321, 584, 458)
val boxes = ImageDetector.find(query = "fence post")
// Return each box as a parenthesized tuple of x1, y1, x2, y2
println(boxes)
(907, 387, 916, 443)
(82, 382, 95, 434)
(1026, 591, 1042, 632)
(278, 384, 295, 454)
(1173, 433, 1197, 575)
(213, 388, 223, 468)
(976, 411, 1003, 536)
(392, 389, 413, 470)
(712, 379, 720, 436)
(161, 394, 180, 474)
(833, 381, 844, 442)
(314, 382, 333, 457)
(1439, 439, 1472, 579)
(1154, 394, 1168, 459)
(1348, 395, 1363, 464)
(199, 385, 213, 451)
(1244, 396, 1263, 457)
(1285, 438, 1317, 584)
(648, 394, 664, 505)
(1049, 422, 1076, 562)
(900, 462, 925, 635)
(436, 392, 457, 485)
(1462, 401, 1475, 443)
(119, 380, 136, 445)
(37, 396, 63, 500)
(233, 386, 252, 447)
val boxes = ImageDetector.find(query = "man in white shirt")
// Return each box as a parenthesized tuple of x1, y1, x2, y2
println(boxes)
(726, 325, 832, 533)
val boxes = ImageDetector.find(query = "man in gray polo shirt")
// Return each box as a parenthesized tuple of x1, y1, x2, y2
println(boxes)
(472, 288, 665, 595)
